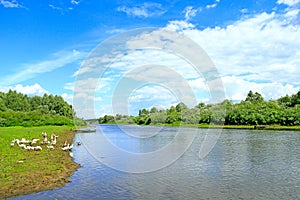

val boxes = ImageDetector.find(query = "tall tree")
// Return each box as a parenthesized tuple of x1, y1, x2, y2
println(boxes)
(150, 107, 158, 113)
(291, 91, 300, 106)
(245, 90, 264, 102)
(175, 102, 188, 112)
(278, 95, 292, 107)
(0, 98, 7, 111)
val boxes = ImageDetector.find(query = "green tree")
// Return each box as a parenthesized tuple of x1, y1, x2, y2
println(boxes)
(0, 98, 7, 111)
(199, 105, 212, 124)
(4, 90, 30, 111)
(30, 96, 43, 111)
(291, 91, 300, 106)
(175, 102, 188, 112)
(0, 90, 77, 127)
(166, 106, 180, 124)
(150, 107, 158, 113)
(99, 115, 115, 123)
(138, 108, 149, 116)
(150, 111, 167, 124)
(277, 95, 292, 107)
(196, 102, 206, 109)
(135, 108, 151, 125)
(245, 90, 264, 102)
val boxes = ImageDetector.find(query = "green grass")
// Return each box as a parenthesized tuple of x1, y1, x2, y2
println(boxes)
(198, 124, 300, 130)
(0, 126, 79, 198)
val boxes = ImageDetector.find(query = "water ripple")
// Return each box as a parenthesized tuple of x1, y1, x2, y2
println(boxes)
(10, 126, 300, 200)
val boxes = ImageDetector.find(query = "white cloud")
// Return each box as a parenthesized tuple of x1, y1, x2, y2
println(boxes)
(206, 0, 220, 9)
(188, 77, 208, 92)
(72, 56, 104, 77)
(117, 2, 166, 18)
(165, 10, 300, 100)
(168, 10, 300, 89)
(183, 6, 201, 21)
(129, 85, 176, 103)
(112, 52, 194, 78)
(0, 0, 23, 8)
(61, 93, 73, 104)
(206, 3, 217, 9)
(160, 8, 300, 103)
(0, 84, 49, 96)
(49, 1, 80, 14)
(49, 4, 62, 11)
(276, 0, 300, 6)
(71, 0, 80, 5)
(240, 8, 248, 13)
(64, 82, 75, 91)
(125, 85, 179, 115)
(70, 74, 109, 118)
(66, 76, 112, 94)
(222, 76, 299, 101)
(1, 49, 87, 86)
(106, 28, 126, 34)
(165, 20, 195, 31)
(61, 92, 102, 106)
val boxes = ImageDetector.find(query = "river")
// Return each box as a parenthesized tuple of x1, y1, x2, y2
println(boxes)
(11, 125, 300, 199)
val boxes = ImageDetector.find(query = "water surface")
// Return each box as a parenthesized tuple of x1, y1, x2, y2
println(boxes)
(12, 125, 300, 199)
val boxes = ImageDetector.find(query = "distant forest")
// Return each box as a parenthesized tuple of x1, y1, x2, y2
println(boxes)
(0, 90, 85, 127)
(99, 90, 300, 126)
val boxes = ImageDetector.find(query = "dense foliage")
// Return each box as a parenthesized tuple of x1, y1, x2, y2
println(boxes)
(99, 90, 300, 126)
(0, 90, 86, 127)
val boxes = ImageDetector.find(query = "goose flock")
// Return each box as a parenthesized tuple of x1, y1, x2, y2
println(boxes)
(10, 132, 76, 151)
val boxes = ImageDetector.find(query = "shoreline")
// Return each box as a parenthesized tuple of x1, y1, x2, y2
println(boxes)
(99, 123, 300, 131)
(0, 126, 80, 199)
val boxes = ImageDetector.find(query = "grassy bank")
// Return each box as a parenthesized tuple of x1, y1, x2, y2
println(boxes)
(197, 124, 300, 130)
(0, 126, 80, 199)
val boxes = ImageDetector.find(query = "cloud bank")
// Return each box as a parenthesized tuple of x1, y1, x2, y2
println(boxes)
(117, 2, 166, 18)
(166, 7, 300, 101)
(0, 0, 23, 8)
(0, 83, 49, 96)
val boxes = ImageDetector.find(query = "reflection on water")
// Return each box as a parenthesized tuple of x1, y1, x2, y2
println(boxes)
(11, 125, 300, 200)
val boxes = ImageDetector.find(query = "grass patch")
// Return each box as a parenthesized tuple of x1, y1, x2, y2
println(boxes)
(0, 126, 80, 199)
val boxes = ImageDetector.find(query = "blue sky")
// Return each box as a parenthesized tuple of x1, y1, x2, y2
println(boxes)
(0, 0, 300, 118)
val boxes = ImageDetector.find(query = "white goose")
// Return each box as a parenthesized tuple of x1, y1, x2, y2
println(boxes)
(34, 146, 42, 151)
(51, 134, 58, 145)
(47, 145, 55, 150)
(10, 139, 16, 147)
(62, 143, 73, 151)
(30, 138, 40, 146)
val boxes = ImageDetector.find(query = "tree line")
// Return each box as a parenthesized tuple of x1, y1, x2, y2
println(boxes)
(0, 90, 86, 127)
(98, 90, 300, 126)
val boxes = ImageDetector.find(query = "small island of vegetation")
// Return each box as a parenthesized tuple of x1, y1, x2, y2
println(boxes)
(99, 90, 300, 130)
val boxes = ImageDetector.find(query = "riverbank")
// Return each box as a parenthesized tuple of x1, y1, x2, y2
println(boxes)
(163, 124, 300, 130)
(100, 123, 300, 131)
(198, 124, 300, 130)
(0, 126, 80, 199)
